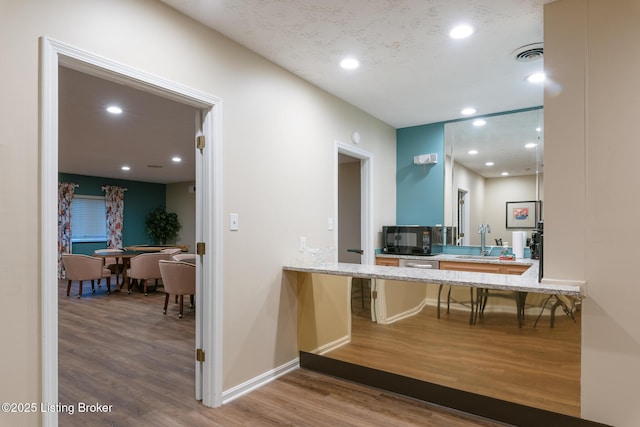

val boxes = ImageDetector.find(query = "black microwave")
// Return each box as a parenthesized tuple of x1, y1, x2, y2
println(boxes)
(382, 226, 433, 256)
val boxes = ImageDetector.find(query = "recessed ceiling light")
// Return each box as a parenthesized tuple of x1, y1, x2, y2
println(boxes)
(473, 119, 486, 127)
(536, 127, 542, 132)
(107, 105, 123, 114)
(449, 24, 474, 39)
(526, 72, 546, 83)
(468, 150, 478, 155)
(461, 107, 476, 115)
(340, 58, 360, 70)
(485, 162, 494, 166)
(501, 171, 509, 176)
(525, 143, 538, 149)
(172, 157, 182, 163)
(121, 165, 130, 171)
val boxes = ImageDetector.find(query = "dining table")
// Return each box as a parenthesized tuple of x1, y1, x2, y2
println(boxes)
(94, 250, 145, 291)
(124, 245, 188, 252)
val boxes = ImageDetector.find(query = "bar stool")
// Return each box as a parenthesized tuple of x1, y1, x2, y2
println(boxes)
(437, 284, 479, 325)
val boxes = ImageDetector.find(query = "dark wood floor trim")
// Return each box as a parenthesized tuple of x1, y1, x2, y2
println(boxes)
(300, 352, 610, 427)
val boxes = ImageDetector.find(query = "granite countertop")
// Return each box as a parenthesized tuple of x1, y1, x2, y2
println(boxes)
(376, 253, 534, 266)
(283, 255, 584, 297)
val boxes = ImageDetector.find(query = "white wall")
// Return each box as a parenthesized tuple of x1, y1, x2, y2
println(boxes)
(452, 162, 485, 245)
(484, 175, 538, 246)
(0, 0, 396, 424)
(545, 1, 640, 426)
(166, 181, 196, 252)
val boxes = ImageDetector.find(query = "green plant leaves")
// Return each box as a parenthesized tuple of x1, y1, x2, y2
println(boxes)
(145, 207, 181, 245)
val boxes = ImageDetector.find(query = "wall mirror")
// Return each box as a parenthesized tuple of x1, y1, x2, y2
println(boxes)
(311, 279, 580, 417)
(444, 108, 544, 247)
(307, 107, 581, 418)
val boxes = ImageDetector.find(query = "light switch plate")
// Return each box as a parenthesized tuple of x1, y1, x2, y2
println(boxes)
(230, 213, 239, 231)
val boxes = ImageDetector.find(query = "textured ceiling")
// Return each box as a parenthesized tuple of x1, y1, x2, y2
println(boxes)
(60, 1, 552, 184)
(160, 0, 552, 128)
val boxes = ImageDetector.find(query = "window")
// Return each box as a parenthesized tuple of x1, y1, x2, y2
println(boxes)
(71, 195, 107, 243)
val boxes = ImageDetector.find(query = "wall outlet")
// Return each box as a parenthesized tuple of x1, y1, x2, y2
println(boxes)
(328, 217, 334, 231)
(300, 236, 306, 251)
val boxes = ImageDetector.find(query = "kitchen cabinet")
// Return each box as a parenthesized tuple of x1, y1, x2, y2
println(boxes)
(501, 264, 530, 275)
(440, 261, 529, 275)
(375, 257, 399, 267)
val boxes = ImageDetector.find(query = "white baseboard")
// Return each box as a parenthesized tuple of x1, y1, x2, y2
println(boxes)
(222, 358, 299, 404)
(316, 335, 351, 355)
(381, 299, 428, 324)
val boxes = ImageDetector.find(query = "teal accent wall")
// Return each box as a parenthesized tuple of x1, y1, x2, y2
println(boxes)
(396, 122, 445, 225)
(59, 173, 166, 255)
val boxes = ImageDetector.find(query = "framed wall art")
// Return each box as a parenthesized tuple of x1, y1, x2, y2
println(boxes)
(505, 200, 540, 229)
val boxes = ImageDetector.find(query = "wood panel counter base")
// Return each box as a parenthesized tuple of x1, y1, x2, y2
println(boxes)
(300, 352, 608, 427)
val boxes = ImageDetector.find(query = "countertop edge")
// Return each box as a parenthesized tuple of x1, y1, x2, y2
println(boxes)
(282, 262, 585, 297)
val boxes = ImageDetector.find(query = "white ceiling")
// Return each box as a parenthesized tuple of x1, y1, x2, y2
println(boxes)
(160, 0, 551, 128)
(58, 67, 198, 184)
(444, 109, 543, 178)
(59, 0, 551, 184)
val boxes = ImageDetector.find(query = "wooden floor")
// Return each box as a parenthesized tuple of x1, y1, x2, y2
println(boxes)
(329, 291, 581, 416)
(58, 279, 505, 426)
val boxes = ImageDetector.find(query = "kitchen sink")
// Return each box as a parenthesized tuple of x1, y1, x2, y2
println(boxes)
(455, 255, 499, 260)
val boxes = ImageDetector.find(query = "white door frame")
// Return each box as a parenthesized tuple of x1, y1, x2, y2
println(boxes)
(40, 37, 224, 426)
(335, 140, 374, 266)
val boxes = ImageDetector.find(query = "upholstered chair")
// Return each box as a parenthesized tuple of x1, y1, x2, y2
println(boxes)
(159, 260, 195, 318)
(61, 254, 112, 298)
(160, 247, 183, 255)
(172, 253, 196, 264)
(127, 252, 172, 295)
(167, 254, 196, 303)
(95, 248, 124, 285)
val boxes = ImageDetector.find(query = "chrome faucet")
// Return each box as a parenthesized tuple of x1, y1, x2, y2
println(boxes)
(478, 223, 492, 256)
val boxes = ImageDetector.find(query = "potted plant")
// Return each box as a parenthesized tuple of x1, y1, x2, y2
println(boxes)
(144, 207, 181, 245)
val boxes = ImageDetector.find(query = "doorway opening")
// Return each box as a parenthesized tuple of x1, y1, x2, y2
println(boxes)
(335, 140, 374, 266)
(40, 37, 223, 425)
(335, 141, 374, 320)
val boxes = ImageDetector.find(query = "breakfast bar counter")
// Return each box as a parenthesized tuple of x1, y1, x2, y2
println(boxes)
(284, 255, 584, 297)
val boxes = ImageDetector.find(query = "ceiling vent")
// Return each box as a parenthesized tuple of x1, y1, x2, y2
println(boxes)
(512, 43, 543, 62)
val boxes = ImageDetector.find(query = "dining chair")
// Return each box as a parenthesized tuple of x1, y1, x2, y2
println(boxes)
(95, 248, 124, 286)
(160, 247, 183, 255)
(61, 254, 112, 298)
(127, 252, 172, 295)
(172, 253, 196, 264)
(159, 260, 196, 318)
